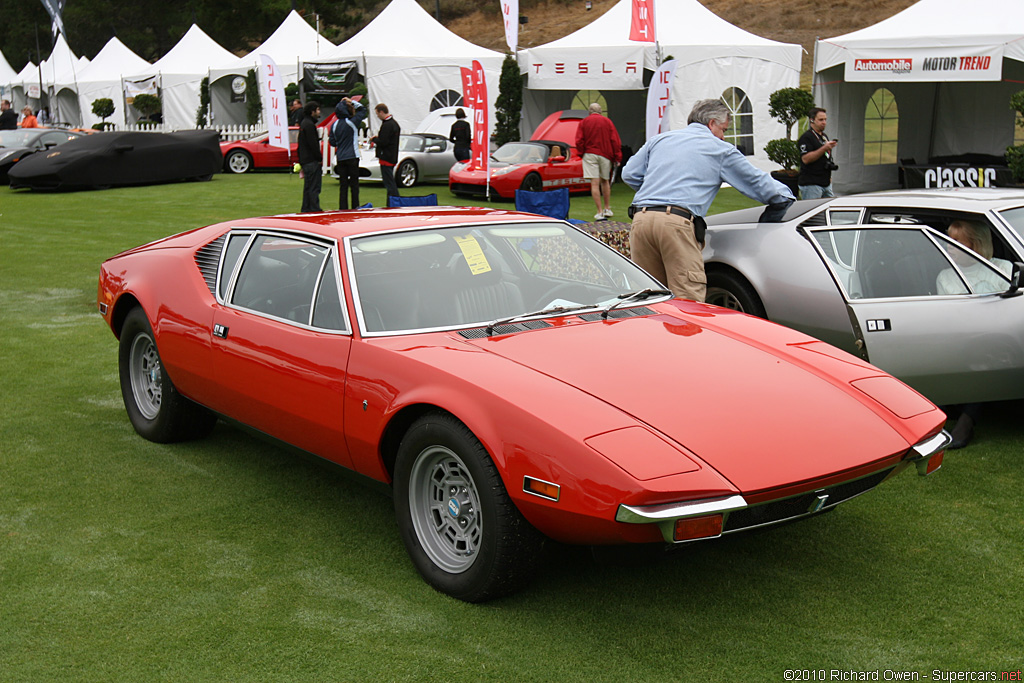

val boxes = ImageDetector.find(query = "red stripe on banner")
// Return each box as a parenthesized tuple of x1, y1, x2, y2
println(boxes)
(469, 60, 488, 180)
(629, 0, 655, 43)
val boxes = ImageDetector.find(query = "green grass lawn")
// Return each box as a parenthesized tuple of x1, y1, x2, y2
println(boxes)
(1, 174, 1022, 681)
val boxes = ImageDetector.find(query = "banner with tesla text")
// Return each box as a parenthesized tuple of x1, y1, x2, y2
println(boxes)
(259, 55, 289, 151)
(469, 60, 489, 182)
(630, 0, 656, 43)
(461, 67, 477, 109)
(646, 59, 676, 140)
(501, 0, 519, 52)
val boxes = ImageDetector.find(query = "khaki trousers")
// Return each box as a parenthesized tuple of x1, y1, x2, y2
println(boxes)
(628, 209, 706, 302)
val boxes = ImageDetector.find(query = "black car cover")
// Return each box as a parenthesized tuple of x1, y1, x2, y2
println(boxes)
(9, 130, 223, 190)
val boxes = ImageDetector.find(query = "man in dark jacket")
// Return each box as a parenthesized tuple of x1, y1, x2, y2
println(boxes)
(329, 97, 368, 210)
(0, 100, 17, 130)
(297, 101, 322, 213)
(371, 103, 401, 198)
(449, 107, 471, 162)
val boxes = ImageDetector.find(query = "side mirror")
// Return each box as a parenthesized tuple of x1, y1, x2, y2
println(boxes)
(999, 262, 1024, 299)
(114, 144, 134, 153)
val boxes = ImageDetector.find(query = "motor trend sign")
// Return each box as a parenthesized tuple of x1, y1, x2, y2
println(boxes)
(845, 46, 1003, 81)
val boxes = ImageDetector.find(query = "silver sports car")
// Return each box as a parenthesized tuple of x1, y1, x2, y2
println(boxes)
(358, 133, 458, 188)
(703, 188, 1024, 405)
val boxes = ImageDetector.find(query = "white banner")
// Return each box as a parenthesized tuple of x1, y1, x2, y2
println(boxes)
(259, 55, 289, 151)
(123, 75, 158, 100)
(501, 0, 519, 53)
(521, 46, 645, 90)
(645, 59, 675, 141)
(844, 45, 1003, 82)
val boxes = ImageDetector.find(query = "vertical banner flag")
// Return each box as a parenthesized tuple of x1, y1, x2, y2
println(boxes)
(469, 60, 489, 185)
(645, 59, 676, 140)
(500, 0, 519, 52)
(460, 67, 477, 110)
(259, 55, 289, 150)
(629, 0, 656, 43)
(39, 0, 66, 38)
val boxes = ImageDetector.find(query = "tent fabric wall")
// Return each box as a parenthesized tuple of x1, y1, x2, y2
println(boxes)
(813, 0, 1024, 194)
(124, 24, 236, 130)
(0, 50, 16, 100)
(311, 0, 504, 135)
(74, 37, 151, 129)
(519, 0, 801, 166)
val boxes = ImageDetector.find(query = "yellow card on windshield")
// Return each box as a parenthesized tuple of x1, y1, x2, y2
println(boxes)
(454, 235, 492, 275)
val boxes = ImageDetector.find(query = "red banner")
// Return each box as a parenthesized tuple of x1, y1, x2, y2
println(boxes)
(629, 0, 656, 43)
(469, 60, 489, 177)
(460, 67, 476, 109)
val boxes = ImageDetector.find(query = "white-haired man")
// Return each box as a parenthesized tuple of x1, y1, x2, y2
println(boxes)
(622, 98, 794, 302)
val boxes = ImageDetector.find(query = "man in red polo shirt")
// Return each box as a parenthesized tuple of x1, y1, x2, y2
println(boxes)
(575, 103, 622, 220)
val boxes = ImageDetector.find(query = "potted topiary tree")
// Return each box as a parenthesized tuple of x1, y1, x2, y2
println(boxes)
(764, 87, 814, 195)
(1006, 89, 1024, 184)
(91, 97, 115, 130)
(131, 93, 162, 126)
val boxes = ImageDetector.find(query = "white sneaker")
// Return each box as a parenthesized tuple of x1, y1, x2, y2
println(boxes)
(595, 211, 607, 220)
(603, 208, 614, 218)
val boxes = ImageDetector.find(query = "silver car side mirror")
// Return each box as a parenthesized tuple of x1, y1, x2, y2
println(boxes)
(999, 262, 1024, 299)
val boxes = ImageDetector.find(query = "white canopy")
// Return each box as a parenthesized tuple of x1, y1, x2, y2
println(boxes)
(312, 0, 504, 134)
(72, 37, 151, 128)
(125, 24, 237, 129)
(814, 0, 1024, 193)
(10, 61, 40, 110)
(207, 11, 335, 126)
(0, 50, 16, 100)
(520, 0, 802, 165)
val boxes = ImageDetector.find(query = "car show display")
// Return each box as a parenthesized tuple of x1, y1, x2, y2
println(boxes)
(219, 127, 299, 174)
(98, 206, 948, 601)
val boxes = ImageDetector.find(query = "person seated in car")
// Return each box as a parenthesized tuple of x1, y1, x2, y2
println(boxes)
(936, 219, 1013, 295)
(935, 218, 1014, 450)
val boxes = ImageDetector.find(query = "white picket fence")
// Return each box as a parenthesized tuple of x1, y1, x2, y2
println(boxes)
(113, 122, 265, 141)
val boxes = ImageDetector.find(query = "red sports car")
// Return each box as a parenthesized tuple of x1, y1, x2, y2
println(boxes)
(219, 127, 299, 174)
(449, 110, 590, 198)
(97, 207, 948, 601)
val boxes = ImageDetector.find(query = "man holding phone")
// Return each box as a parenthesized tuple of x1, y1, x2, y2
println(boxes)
(798, 107, 838, 199)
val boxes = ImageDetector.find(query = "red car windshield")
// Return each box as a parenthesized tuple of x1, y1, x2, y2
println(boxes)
(492, 142, 548, 165)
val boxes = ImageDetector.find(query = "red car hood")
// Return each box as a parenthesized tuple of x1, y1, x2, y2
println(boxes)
(461, 310, 932, 493)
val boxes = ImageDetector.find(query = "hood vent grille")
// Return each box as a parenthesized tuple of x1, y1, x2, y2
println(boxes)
(458, 319, 552, 339)
(577, 306, 654, 322)
(194, 234, 226, 296)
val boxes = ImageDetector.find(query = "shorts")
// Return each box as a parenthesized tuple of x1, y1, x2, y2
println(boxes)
(582, 153, 612, 180)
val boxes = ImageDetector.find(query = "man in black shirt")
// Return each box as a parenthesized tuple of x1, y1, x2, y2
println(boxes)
(371, 103, 401, 198)
(297, 102, 322, 213)
(798, 107, 838, 199)
(0, 100, 17, 130)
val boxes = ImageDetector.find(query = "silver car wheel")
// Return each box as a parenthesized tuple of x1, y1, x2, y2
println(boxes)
(129, 332, 162, 420)
(407, 444, 482, 573)
(226, 150, 252, 174)
(705, 286, 745, 311)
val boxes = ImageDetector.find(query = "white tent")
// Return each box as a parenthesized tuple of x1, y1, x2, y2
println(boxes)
(10, 61, 40, 111)
(35, 34, 85, 124)
(520, 0, 802, 165)
(207, 11, 335, 126)
(311, 0, 504, 134)
(72, 37, 150, 129)
(814, 0, 1024, 194)
(124, 24, 237, 129)
(1, 50, 18, 101)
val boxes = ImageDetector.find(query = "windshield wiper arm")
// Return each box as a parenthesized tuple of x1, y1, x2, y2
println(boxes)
(485, 304, 595, 335)
(600, 288, 673, 319)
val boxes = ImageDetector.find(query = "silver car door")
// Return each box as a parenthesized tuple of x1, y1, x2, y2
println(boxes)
(805, 225, 1024, 405)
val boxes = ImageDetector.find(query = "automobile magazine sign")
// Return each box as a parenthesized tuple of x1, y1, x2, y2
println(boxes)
(845, 45, 1003, 82)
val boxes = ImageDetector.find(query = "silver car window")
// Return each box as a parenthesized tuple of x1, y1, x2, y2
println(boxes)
(827, 209, 863, 226)
(997, 207, 1024, 243)
(231, 235, 330, 324)
(809, 227, 1009, 300)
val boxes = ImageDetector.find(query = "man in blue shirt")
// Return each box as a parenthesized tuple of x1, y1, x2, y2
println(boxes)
(622, 99, 794, 302)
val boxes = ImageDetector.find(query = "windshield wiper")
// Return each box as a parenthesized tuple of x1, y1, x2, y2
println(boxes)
(600, 288, 673, 319)
(485, 304, 595, 335)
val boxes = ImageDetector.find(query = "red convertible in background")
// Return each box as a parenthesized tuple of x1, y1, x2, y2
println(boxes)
(97, 207, 948, 601)
(219, 127, 299, 174)
(449, 110, 591, 198)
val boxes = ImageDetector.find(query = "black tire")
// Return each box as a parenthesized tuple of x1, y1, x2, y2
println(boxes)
(118, 307, 217, 443)
(705, 270, 767, 318)
(520, 172, 543, 193)
(393, 411, 544, 602)
(224, 150, 252, 174)
(396, 159, 418, 188)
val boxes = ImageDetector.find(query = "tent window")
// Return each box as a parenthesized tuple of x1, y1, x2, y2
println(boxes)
(864, 88, 899, 166)
(430, 90, 463, 111)
(721, 87, 753, 156)
(571, 90, 607, 113)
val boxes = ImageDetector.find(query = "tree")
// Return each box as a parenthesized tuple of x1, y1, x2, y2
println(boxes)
(91, 98, 115, 130)
(196, 77, 210, 128)
(1007, 90, 1024, 182)
(493, 54, 522, 146)
(245, 69, 262, 127)
(131, 93, 161, 122)
(764, 87, 815, 173)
